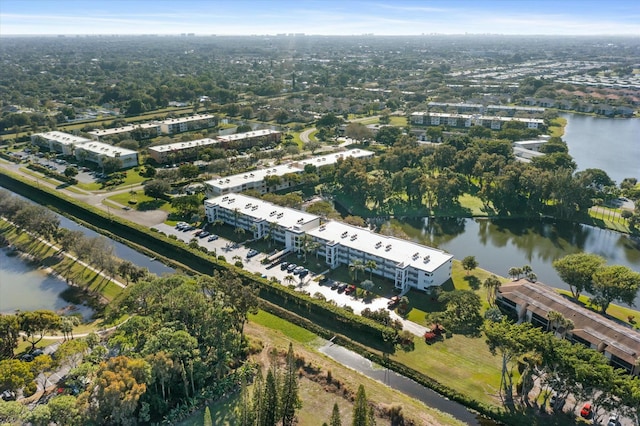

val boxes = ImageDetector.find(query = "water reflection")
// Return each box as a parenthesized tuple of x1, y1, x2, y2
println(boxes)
(383, 217, 640, 295)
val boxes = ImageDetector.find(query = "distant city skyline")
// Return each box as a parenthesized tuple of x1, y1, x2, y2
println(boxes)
(1, 0, 639, 36)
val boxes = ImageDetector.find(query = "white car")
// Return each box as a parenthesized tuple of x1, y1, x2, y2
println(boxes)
(607, 413, 619, 426)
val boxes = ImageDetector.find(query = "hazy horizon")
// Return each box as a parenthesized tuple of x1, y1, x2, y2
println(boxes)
(1, 0, 639, 37)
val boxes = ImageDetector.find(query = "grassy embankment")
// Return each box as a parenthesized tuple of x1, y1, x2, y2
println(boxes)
(181, 310, 466, 426)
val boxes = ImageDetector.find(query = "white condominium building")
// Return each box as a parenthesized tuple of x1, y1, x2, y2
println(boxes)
(204, 194, 453, 290)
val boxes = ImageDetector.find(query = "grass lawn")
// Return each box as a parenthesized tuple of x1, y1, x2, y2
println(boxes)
(548, 117, 567, 138)
(248, 310, 317, 344)
(107, 192, 171, 212)
(389, 116, 408, 126)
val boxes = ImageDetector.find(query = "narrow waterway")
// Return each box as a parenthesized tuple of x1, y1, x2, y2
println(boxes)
(318, 341, 490, 425)
(0, 187, 175, 313)
(0, 247, 93, 318)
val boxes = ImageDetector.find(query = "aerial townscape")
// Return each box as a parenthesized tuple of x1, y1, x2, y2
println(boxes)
(1, 1, 640, 426)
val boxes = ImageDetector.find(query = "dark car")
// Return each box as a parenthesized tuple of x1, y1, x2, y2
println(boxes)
(20, 353, 34, 362)
(337, 283, 347, 293)
(387, 296, 400, 309)
(299, 269, 309, 278)
(280, 262, 289, 270)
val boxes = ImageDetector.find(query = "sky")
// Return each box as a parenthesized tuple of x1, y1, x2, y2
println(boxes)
(1, 0, 639, 36)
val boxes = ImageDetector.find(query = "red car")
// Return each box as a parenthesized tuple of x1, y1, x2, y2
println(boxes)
(345, 284, 357, 295)
(580, 403, 593, 419)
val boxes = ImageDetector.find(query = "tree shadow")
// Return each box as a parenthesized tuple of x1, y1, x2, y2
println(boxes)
(464, 275, 481, 290)
(137, 200, 167, 211)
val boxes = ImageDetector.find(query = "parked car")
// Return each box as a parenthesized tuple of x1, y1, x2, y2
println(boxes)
(194, 229, 203, 236)
(345, 284, 357, 295)
(280, 262, 289, 270)
(286, 263, 297, 272)
(607, 413, 619, 426)
(549, 393, 565, 411)
(207, 234, 219, 242)
(20, 353, 34, 362)
(1, 390, 16, 401)
(388, 295, 400, 309)
(246, 249, 259, 258)
(580, 403, 593, 419)
(337, 283, 348, 293)
(330, 281, 340, 290)
(292, 266, 305, 275)
(198, 231, 209, 238)
(299, 269, 309, 278)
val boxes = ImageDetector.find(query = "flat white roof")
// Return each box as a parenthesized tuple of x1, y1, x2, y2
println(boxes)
(217, 129, 280, 143)
(34, 131, 92, 145)
(206, 193, 319, 229)
(159, 114, 215, 125)
(207, 163, 302, 190)
(76, 141, 137, 158)
(149, 138, 219, 153)
(88, 123, 160, 137)
(294, 149, 374, 168)
(205, 149, 374, 191)
(306, 220, 453, 273)
(413, 112, 543, 124)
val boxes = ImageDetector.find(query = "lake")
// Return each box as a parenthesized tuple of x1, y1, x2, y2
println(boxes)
(561, 113, 640, 184)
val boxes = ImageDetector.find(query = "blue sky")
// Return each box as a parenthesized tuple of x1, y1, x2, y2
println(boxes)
(1, 0, 639, 36)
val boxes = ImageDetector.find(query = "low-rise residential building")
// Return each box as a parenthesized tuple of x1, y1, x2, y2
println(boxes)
(203, 149, 374, 197)
(216, 129, 282, 149)
(73, 141, 138, 169)
(427, 102, 484, 113)
(497, 280, 640, 376)
(204, 194, 453, 291)
(485, 105, 546, 115)
(148, 138, 219, 164)
(204, 193, 320, 248)
(30, 131, 92, 156)
(306, 221, 453, 291)
(87, 123, 162, 141)
(158, 114, 217, 134)
(411, 112, 544, 130)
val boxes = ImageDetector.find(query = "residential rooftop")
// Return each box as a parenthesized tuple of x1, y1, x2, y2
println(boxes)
(33, 131, 92, 146)
(306, 220, 453, 273)
(205, 193, 319, 230)
(216, 129, 280, 143)
(76, 141, 138, 158)
(148, 138, 219, 153)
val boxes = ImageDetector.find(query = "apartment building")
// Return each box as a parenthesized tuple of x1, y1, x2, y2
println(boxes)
(306, 221, 453, 291)
(216, 129, 282, 149)
(497, 280, 640, 376)
(147, 138, 220, 164)
(73, 141, 138, 169)
(204, 194, 453, 291)
(158, 114, 217, 134)
(88, 123, 161, 141)
(30, 131, 92, 156)
(203, 149, 374, 197)
(204, 193, 320, 248)
(411, 112, 543, 130)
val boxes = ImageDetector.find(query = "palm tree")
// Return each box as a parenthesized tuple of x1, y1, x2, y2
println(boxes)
(284, 275, 295, 286)
(546, 310, 564, 332)
(349, 259, 365, 282)
(508, 267, 522, 280)
(483, 275, 502, 306)
(365, 260, 377, 280)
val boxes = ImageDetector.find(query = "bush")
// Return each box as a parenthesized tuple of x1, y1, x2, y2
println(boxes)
(23, 381, 37, 397)
(234, 261, 243, 268)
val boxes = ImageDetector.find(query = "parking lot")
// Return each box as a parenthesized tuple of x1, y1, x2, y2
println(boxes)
(155, 223, 429, 336)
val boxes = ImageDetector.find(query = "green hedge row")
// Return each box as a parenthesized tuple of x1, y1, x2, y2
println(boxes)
(27, 163, 78, 185)
(0, 151, 22, 163)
